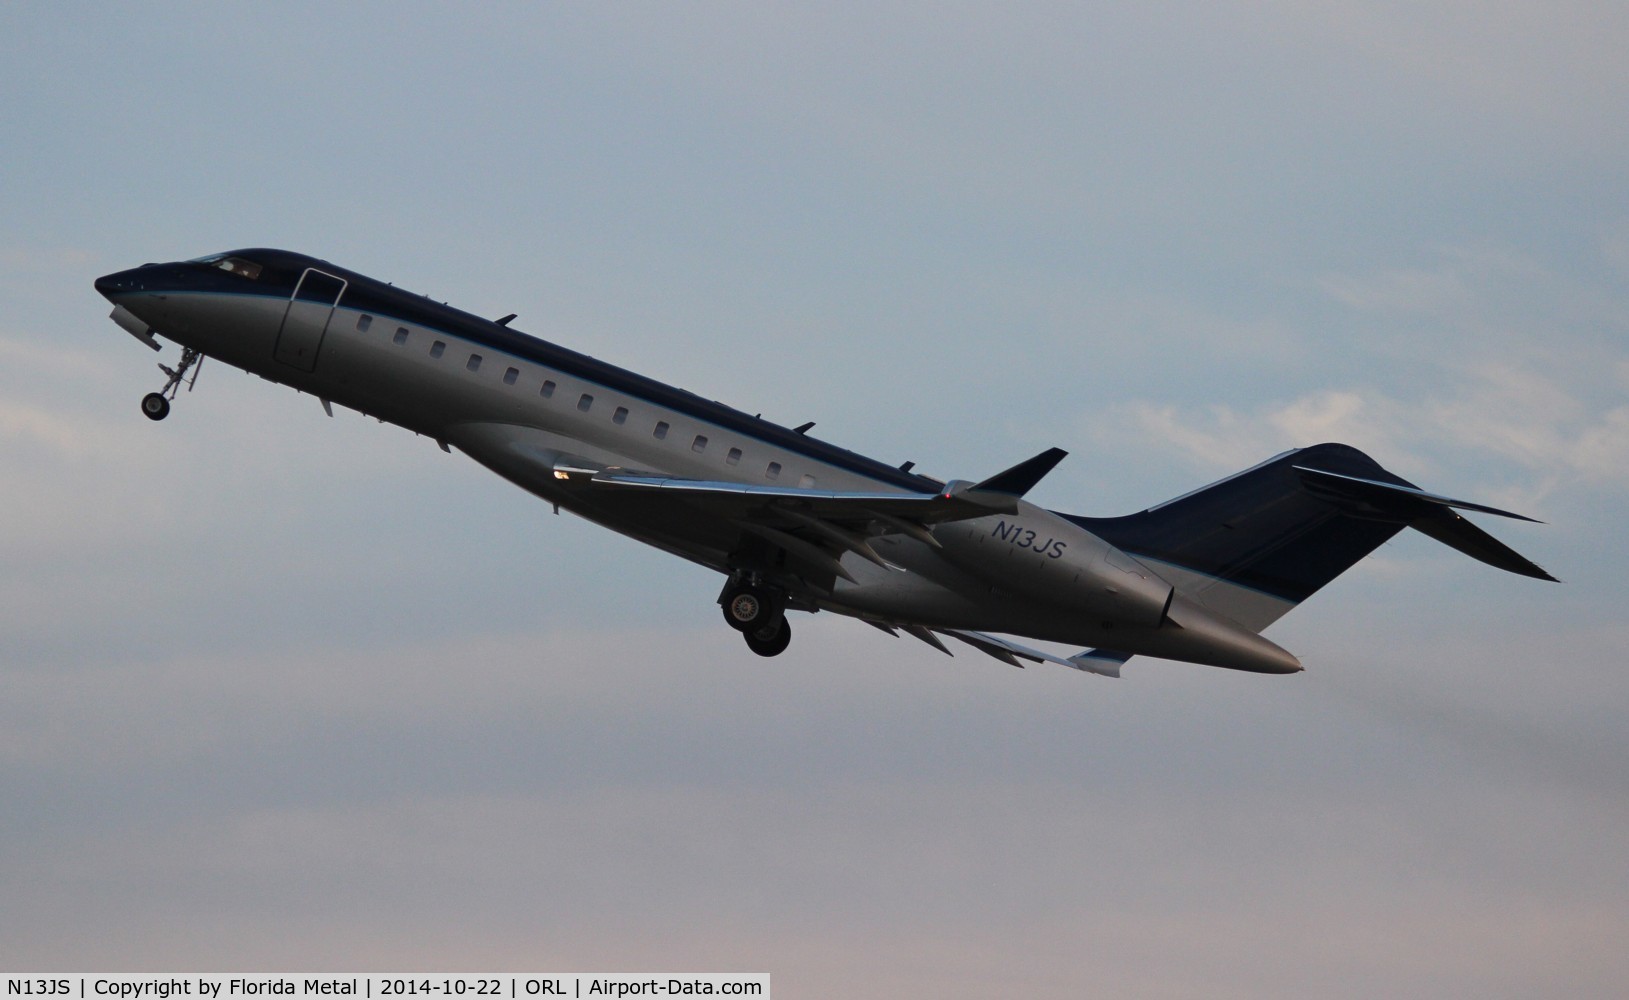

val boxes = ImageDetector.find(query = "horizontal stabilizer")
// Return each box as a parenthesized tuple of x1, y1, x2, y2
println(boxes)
(1294, 464, 1557, 581)
(1294, 466, 1541, 522)
(1411, 508, 1559, 581)
(972, 447, 1068, 497)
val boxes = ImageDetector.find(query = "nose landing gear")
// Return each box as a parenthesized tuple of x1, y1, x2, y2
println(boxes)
(141, 346, 204, 421)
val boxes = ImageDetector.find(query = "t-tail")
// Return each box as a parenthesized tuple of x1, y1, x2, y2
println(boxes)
(1062, 443, 1556, 662)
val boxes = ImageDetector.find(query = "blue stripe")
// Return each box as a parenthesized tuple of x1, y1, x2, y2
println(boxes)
(168, 250, 942, 494)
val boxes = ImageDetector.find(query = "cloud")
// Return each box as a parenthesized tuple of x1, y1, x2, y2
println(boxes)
(1083, 240, 1629, 512)
(0, 246, 94, 275)
(0, 396, 97, 456)
(1092, 388, 1413, 477)
(1277, 3, 1629, 153)
(1096, 367, 1628, 509)
(1318, 243, 1629, 363)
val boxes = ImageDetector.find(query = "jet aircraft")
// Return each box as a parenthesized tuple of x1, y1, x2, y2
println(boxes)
(95, 250, 1555, 677)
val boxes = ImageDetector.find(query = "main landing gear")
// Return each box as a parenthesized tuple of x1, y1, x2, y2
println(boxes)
(744, 616, 791, 657)
(141, 346, 204, 421)
(720, 578, 792, 657)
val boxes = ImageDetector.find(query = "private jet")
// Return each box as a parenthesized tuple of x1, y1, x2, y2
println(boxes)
(95, 250, 1555, 676)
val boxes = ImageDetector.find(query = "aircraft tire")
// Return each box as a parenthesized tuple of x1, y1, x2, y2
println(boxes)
(721, 584, 775, 632)
(744, 616, 791, 657)
(141, 393, 170, 421)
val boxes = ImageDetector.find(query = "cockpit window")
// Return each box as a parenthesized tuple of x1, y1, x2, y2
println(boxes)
(188, 253, 262, 279)
(215, 256, 262, 279)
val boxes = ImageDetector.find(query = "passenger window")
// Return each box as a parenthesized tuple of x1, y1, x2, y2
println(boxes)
(612, 406, 628, 425)
(798, 474, 816, 488)
(577, 393, 594, 412)
(726, 447, 742, 466)
(692, 435, 708, 453)
(503, 367, 519, 385)
(357, 314, 372, 332)
(653, 421, 669, 440)
(766, 462, 781, 480)
(540, 380, 556, 398)
(429, 341, 446, 359)
(393, 327, 409, 346)
(466, 354, 482, 372)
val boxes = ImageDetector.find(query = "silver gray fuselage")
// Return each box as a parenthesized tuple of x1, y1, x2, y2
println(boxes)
(97, 251, 1305, 673)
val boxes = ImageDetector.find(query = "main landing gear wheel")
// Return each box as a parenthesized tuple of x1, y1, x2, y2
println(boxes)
(721, 583, 778, 633)
(743, 617, 791, 657)
(141, 392, 170, 421)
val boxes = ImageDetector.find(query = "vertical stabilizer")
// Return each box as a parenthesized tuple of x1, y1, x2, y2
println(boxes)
(1061, 444, 1552, 633)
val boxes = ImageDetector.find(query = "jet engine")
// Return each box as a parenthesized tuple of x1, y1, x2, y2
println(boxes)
(932, 504, 1174, 627)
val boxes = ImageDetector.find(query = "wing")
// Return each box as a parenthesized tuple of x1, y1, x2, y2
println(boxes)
(572, 467, 1019, 583)
(865, 619, 1122, 678)
(445, 421, 1028, 593)
(583, 468, 1001, 528)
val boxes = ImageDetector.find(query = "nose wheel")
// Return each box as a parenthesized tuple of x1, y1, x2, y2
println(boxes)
(140, 346, 204, 421)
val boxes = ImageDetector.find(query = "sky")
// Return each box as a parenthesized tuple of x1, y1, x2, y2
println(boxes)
(3, 2, 1627, 995)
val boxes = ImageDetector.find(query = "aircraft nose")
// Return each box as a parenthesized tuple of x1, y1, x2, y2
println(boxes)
(94, 264, 163, 300)
(95, 268, 137, 300)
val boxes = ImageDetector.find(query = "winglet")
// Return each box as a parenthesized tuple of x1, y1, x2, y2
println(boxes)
(1069, 648, 1131, 678)
(972, 448, 1068, 498)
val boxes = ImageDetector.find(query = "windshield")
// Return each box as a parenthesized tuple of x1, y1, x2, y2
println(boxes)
(187, 253, 262, 279)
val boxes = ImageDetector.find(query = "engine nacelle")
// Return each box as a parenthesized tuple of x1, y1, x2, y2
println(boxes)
(932, 503, 1174, 627)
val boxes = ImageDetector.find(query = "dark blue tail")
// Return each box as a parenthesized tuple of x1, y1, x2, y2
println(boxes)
(1061, 443, 1554, 629)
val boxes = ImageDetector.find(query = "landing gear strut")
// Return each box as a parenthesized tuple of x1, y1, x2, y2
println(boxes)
(720, 578, 792, 657)
(142, 346, 204, 421)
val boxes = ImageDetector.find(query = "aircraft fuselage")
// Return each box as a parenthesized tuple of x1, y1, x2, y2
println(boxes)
(97, 249, 1550, 676)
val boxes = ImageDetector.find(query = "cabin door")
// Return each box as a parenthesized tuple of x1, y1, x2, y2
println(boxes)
(275, 268, 347, 372)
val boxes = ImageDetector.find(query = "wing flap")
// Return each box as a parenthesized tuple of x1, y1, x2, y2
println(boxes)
(863, 623, 1117, 678)
(584, 468, 1013, 524)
